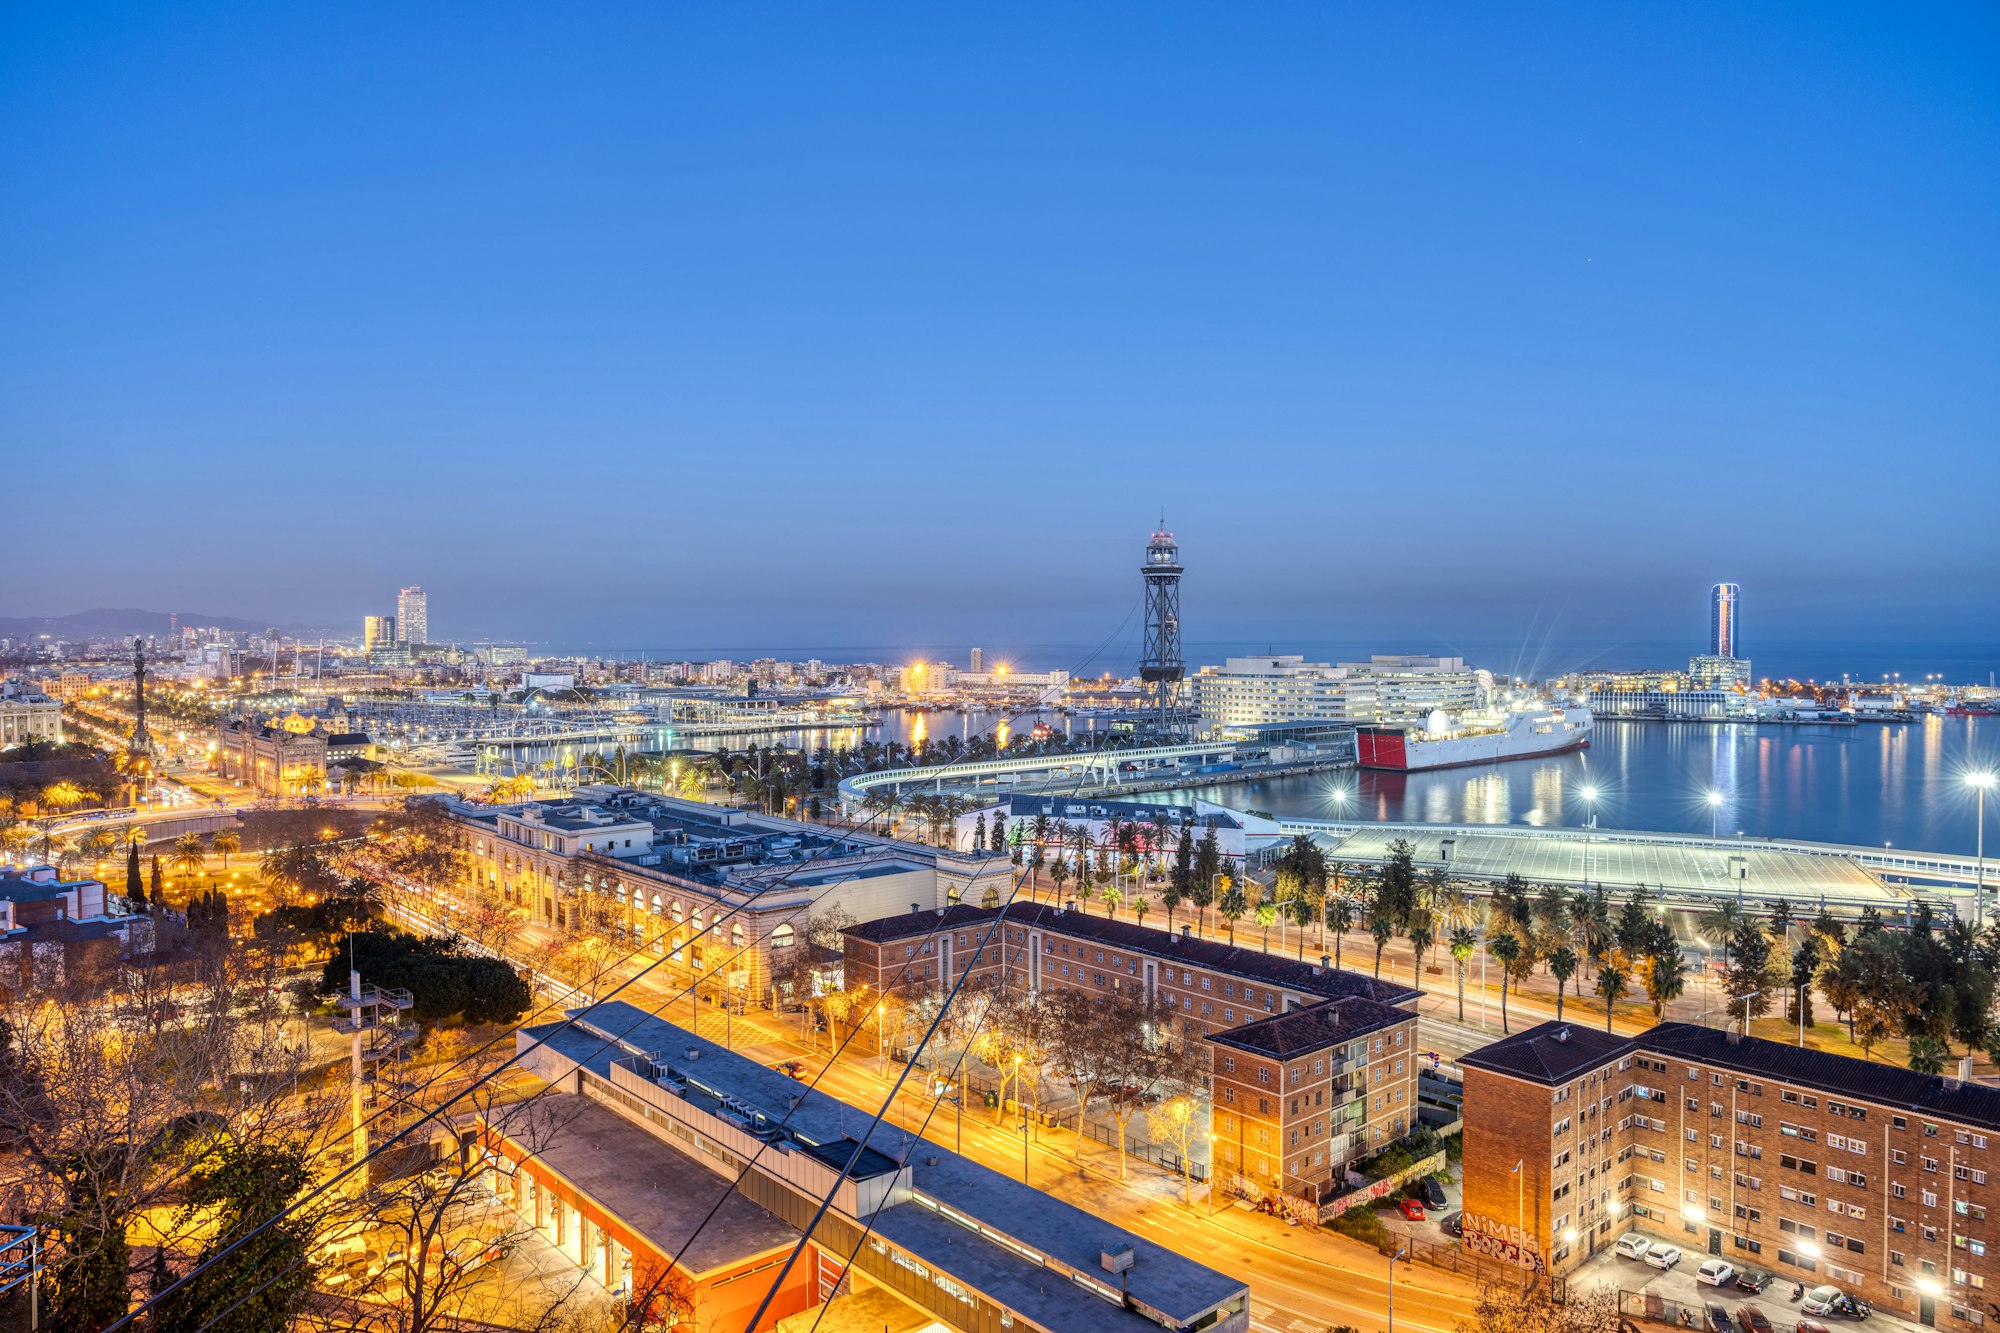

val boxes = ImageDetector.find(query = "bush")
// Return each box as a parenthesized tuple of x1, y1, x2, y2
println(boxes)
(1328, 1205, 1390, 1247)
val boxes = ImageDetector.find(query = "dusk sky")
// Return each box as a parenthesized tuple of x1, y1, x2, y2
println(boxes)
(5, 4, 1996, 656)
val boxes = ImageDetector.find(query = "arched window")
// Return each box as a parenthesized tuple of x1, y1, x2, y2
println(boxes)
(770, 923, 796, 949)
(946, 884, 963, 905)
(981, 887, 1000, 908)
(731, 923, 745, 948)
(671, 900, 684, 924)
(650, 892, 663, 915)
(690, 908, 704, 934)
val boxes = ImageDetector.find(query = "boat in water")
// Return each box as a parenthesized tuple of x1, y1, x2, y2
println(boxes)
(1356, 704, 1593, 771)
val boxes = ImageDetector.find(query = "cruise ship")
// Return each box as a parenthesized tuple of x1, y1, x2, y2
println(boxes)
(1355, 704, 1593, 771)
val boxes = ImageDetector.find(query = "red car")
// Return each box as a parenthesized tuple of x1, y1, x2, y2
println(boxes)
(1396, 1198, 1426, 1221)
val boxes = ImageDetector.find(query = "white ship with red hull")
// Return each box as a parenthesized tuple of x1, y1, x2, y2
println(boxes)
(1356, 705, 1593, 772)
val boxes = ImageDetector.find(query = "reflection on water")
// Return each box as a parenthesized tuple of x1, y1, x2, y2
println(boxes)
(484, 710, 1991, 854)
(1152, 716, 1995, 854)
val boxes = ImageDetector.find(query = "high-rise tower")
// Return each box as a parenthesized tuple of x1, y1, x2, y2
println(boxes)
(396, 585, 428, 647)
(1710, 582, 1740, 659)
(128, 638, 153, 757)
(1140, 522, 1185, 736)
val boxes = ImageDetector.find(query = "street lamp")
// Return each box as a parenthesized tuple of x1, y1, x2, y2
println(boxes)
(1969, 772, 1994, 930)
(1579, 784, 1600, 884)
(1385, 1247, 1408, 1333)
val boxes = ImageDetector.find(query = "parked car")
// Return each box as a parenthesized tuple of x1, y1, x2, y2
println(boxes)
(1395, 1198, 1426, 1221)
(1696, 1259, 1737, 1287)
(1801, 1287, 1871, 1319)
(1733, 1269, 1772, 1294)
(1418, 1177, 1447, 1209)
(1441, 1211, 1463, 1237)
(1615, 1232, 1654, 1261)
(1734, 1304, 1772, 1333)
(1794, 1320, 1834, 1333)
(1703, 1301, 1734, 1333)
(1645, 1244, 1683, 1270)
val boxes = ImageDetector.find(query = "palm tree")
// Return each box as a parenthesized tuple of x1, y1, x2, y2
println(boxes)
(1548, 945, 1579, 1021)
(1597, 956, 1630, 1032)
(40, 780, 84, 818)
(1255, 900, 1279, 951)
(1449, 926, 1478, 1022)
(78, 828, 117, 867)
(1219, 884, 1247, 945)
(1489, 932, 1523, 1034)
(170, 831, 208, 882)
(211, 829, 241, 869)
(1408, 919, 1434, 985)
(1326, 895, 1354, 971)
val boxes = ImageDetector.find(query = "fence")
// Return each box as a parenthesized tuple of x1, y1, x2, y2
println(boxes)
(1365, 1235, 1536, 1293)
(1619, 1288, 1711, 1329)
(1320, 1150, 1447, 1220)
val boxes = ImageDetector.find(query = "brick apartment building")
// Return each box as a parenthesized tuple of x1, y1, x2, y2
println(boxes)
(842, 901, 1423, 1202)
(1461, 1019, 2000, 1328)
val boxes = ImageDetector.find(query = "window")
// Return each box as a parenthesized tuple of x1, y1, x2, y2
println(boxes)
(770, 923, 795, 949)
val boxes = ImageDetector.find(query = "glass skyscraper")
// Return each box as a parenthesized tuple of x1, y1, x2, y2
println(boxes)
(1710, 582, 1740, 658)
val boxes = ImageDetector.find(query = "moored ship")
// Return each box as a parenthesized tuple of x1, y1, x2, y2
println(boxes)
(1356, 704, 1593, 771)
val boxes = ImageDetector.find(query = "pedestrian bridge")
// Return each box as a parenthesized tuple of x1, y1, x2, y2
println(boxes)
(835, 741, 1248, 806)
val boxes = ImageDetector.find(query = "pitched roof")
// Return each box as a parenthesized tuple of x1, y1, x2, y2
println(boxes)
(1206, 996, 1413, 1059)
(1641, 1022, 2000, 1132)
(842, 902, 1420, 1008)
(1457, 1020, 1636, 1085)
(843, 903, 995, 942)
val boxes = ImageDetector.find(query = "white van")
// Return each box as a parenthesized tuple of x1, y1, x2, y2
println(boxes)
(1615, 1233, 1654, 1261)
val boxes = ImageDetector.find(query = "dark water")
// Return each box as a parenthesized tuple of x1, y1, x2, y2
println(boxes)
(1150, 715, 1997, 854)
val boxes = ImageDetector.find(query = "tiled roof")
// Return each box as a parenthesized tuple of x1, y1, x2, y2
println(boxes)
(1641, 1022, 2000, 1132)
(844, 903, 995, 942)
(1206, 996, 1413, 1059)
(1457, 1020, 1636, 1085)
(843, 902, 1420, 1008)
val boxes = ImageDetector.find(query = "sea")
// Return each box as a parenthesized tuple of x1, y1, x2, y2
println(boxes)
(530, 636, 2000, 855)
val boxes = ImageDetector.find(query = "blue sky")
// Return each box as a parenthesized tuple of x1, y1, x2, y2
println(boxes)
(4, 3, 1996, 656)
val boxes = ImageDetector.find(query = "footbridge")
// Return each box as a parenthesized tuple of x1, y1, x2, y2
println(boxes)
(835, 741, 1254, 807)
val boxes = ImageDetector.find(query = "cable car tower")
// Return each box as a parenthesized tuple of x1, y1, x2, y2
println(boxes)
(1140, 520, 1185, 738)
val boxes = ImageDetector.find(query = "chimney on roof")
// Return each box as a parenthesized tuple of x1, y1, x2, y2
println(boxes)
(1554, 1026, 1570, 1044)
(911, 903, 921, 916)
(1180, 925, 1192, 942)
(1947, 1056, 1974, 1090)
(1320, 953, 1331, 971)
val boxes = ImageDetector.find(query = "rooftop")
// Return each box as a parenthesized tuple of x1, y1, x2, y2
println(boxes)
(482, 1094, 798, 1276)
(846, 902, 1421, 1009)
(1001, 794, 1240, 829)
(1641, 1022, 2000, 1132)
(1206, 995, 1414, 1059)
(1457, 1020, 1637, 1086)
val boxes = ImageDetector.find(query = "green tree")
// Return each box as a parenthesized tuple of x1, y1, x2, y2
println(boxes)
(1255, 899, 1279, 951)
(125, 839, 145, 909)
(211, 829, 241, 869)
(1597, 956, 1630, 1032)
(1326, 894, 1354, 971)
(1192, 826, 1221, 928)
(1908, 1035, 1948, 1075)
(1547, 946, 1579, 1022)
(1218, 885, 1247, 945)
(1723, 917, 1776, 1028)
(1640, 924, 1687, 1018)
(1369, 909, 1395, 980)
(1449, 926, 1478, 1022)
(152, 1140, 316, 1333)
(1488, 933, 1522, 1034)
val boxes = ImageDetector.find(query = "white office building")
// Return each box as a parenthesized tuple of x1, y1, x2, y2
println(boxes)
(1189, 654, 1485, 730)
(396, 585, 428, 647)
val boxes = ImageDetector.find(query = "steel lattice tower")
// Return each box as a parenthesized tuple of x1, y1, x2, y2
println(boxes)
(1140, 522, 1185, 737)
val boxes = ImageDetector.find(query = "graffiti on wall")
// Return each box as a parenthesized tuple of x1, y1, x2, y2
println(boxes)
(1461, 1212, 1547, 1271)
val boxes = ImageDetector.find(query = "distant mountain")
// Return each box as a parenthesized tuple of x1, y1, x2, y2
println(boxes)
(0, 608, 276, 640)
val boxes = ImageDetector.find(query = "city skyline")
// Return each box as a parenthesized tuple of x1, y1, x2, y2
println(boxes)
(5, 6, 1998, 647)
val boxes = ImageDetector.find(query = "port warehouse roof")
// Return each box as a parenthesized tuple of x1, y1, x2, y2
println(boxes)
(1312, 825, 1895, 906)
(518, 1001, 1247, 1333)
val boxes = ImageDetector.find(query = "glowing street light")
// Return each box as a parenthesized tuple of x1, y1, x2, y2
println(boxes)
(1970, 772, 1995, 929)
